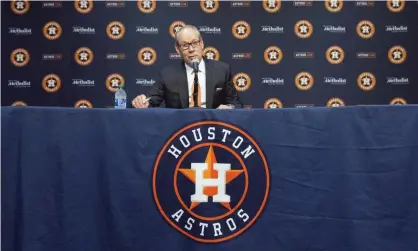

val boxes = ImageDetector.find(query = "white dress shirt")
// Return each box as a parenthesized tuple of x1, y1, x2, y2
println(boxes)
(185, 60, 206, 108)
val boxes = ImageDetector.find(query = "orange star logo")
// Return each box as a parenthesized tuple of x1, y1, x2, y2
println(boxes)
(179, 146, 244, 211)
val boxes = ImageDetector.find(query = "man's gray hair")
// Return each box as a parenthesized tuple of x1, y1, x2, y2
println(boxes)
(174, 25, 202, 45)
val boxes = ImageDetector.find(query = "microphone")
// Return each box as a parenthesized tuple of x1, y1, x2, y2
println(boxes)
(191, 59, 199, 72)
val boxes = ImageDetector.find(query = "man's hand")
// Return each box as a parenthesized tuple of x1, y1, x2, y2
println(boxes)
(132, 94, 149, 108)
(217, 104, 234, 109)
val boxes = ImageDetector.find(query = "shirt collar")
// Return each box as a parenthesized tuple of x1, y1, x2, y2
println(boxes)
(185, 59, 205, 75)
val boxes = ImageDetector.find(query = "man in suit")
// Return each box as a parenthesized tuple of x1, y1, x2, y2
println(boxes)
(132, 25, 242, 109)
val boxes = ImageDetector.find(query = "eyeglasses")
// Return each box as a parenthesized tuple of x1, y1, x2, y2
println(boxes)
(177, 40, 201, 51)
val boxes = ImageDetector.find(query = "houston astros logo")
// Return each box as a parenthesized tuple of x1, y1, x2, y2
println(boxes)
(264, 98, 282, 108)
(356, 20, 375, 39)
(327, 98, 345, 107)
(387, 0, 405, 12)
(295, 72, 314, 90)
(138, 47, 157, 65)
(325, 0, 343, 12)
(138, 0, 156, 13)
(11, 101, 27, 106)
(75, 47, 93, 66)
(232, 21, 251, 40)
(233, 73, 251, 91)
(106, 73, 125, 92)
(74, 0, 93, 14)
(388, 45, 406, 64)
(204, 47, 220, 61)
(42, 74, 61, 93)
(390, 97, 407, 105)
(264, 46, 283, 64)
(74, 99, 93, 108)
(201, 0, 219, 13)
(263, 0, 281, 13)
(294, 20, 313, 39)
(43, 21, 62, 40)
(170, 21, 186, 38)
(107, 21, 125, 40)
(11, 0, 30, 15)
(357, 72, 376, 91)
(326, 46, 344, 64)
(10, 48, 30, 67)
(152, 121, 269, 242)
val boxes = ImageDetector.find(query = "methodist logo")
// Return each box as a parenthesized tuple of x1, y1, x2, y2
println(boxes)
(153, 121, 270, 243)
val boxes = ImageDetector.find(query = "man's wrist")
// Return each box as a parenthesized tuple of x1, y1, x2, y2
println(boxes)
(227, 104, 235, 108)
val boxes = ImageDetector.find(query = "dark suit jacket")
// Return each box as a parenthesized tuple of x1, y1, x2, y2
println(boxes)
(146, 59, 242, 109)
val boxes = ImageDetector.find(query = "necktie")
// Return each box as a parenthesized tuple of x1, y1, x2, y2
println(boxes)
(190, 71, 201, 107)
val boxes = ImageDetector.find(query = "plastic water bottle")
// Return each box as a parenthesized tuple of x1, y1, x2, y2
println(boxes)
(114, 84, 127, 109)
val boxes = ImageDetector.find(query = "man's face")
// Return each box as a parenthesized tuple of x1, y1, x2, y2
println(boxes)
(175, 28, 204, 65)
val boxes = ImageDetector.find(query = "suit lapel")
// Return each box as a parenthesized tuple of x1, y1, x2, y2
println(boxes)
(177, 62, 189, 108)
(205, 59, 215, 109)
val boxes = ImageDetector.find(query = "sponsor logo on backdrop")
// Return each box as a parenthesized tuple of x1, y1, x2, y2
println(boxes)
(170, 21, 186, 38)
(326, 46, 344, 64)
(152, 121, 270, 242)
(325, 0, 343, 12)
(138, 47, 157, 65)
(388, 45, 406, 64)
(75, 99, 93, 108)
(73, 26, 95, 34)
(263, 0, 281, 13)
(106, 53, 126, 60)
(324, 77, 346, 85)
(136, 26, 159, 34)
(105, 1, 125, 8)
(387, 0, 404, 12)
(11, 101, 27, 106)
(42, 1, 62, 8)
(42, 74, 61, 93)
(11, 0, 30, 14)
(323, 25, 346, 33)
(261, 26, 284, 33)
(200, 0, 219, 13)
(356, 20, 375, 39)
(233, 73, 251, 91)
(327, 98, 345, 107)
(107, 21, 125, 40)
(43, 21, 62, 40)
(138, 0, 156, 13)
(386, 25, 408, 33)
(294, 20, 313, 38)
(264, 98, 283, 108)
(386, 77, 409, 85)
(295, 72, 314, 91)
(293, 1, 313, 7)
(42, 53, 62, 60)
(136, 78, 156, 86)
(232, 21, 251, 39)
(232, 53, 251, 60)
(10, 48, 30, 67)
(390, 97, 407, 105)
(204, 47, 220, 60)
(357, 72, 376, 91)
(72, 79, 95, 87)
(106, 74, 125, 92)
(264, 46, 283, 65)
(231, 1, 251, 7)
(75, 0, 93, 14)
(294, 51, 314, 59)
(74, 47, 93, 66)
(169, 1, 188, 7)
(199, 26, 221, 35)
(9, 27, 32, 35)
(169, 53, 182, 60)
(262, 77, 284, 85)
(355, 1, 374, 7)
(356, 52, 376, 59)
(8, 80, 31, 88)
(295, 104, 315, 108)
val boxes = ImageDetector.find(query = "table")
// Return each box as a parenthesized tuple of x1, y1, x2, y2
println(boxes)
(2, 106, 418, 251)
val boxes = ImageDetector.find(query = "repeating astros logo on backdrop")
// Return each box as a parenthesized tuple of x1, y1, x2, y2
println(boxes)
(152, 121, 270, 242)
